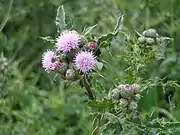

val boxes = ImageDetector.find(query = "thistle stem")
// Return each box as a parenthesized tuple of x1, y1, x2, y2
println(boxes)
(83, 74, 95, 100)
(83, 75, 99, 135)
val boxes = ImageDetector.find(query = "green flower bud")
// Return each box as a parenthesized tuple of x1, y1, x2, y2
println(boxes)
(65, 69, 75, 80)
(109, 88, 120, 100)
(146, 37, 155, 45)
(138, 36, 146, 44)
(59, 62, 68, 74)
(128, 101, 138, 111)
(132, 84, 140, 94)
(119, 98, 128, 108)
(133, 94, 141, 101)
(119, 84, 134, 99)
(143, 29, 157, 38)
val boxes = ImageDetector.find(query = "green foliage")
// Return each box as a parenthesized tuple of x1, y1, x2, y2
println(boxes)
(1, 0, 180, 134)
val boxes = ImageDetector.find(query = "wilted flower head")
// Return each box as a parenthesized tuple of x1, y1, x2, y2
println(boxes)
(42, 50, 60, 71)
(74, 51, 96, 73)
(56, 30, 80, 53)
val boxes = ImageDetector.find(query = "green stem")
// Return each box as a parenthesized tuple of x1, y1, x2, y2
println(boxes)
(83, 75, 99, 135)
(0, 0, 14, 32)
(83, 74, 95, 100)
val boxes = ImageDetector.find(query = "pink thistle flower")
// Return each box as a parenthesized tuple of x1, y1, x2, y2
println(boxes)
(74, 51, 96, 73)
(87, 42, 97, 50)
(56, 30, 80, 53)
(42, 50, 60, 71)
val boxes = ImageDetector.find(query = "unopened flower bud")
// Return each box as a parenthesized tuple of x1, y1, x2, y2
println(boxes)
(143, 29, 157, 38)
(59, 62, 68, 74)
(87, 42, 97, 50)
(65, 69, 75, 80)
(119, 84, 134, 99)
(146, 38, 155, 45)
(132, 84, 140, 94)
(133, 94, 141, 101)
(119, 98, 128, 108)
(109, 88, 120, 100)
(138, 36, 146, 44)
(128, 101, 138, 111)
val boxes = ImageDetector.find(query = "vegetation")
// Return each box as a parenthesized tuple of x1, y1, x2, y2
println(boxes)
(1, 0, 180, 134)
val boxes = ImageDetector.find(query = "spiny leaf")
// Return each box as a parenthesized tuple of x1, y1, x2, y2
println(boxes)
(97, 33, 117, 48)
(97, 15, 124, 48)
(40, 36, 55, 43)
(56, 5, 66, 30)
(113, 14, 124, 33)
(83, 24, 97, 35)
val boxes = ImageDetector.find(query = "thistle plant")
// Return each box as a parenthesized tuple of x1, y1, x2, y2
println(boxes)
(41, 6, 180, 135)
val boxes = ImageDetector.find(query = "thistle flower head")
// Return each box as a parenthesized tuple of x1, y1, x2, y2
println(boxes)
(56, 30, 80, 53)
(74, 51, 96, 73)
(118, 84, 134, 99)
(87, 42, 97, 50)
(42, 50, 60, 71)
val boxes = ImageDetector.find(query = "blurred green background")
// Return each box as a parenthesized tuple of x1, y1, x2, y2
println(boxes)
(0, 0, 180, 134)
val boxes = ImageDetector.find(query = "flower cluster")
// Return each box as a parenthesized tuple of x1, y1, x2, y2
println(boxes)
(41, 30, 98, 79)
(108, 83, 141, 112)
(138, 28, 172, 60)
(138, 28, 158, 45)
